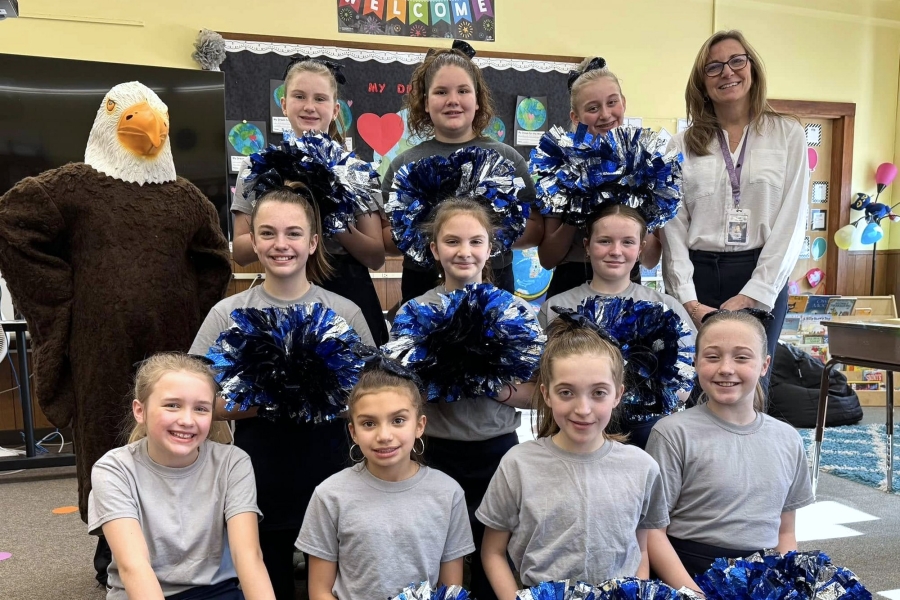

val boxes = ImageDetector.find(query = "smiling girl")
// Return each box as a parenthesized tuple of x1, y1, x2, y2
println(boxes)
(297, 361, 474, 600)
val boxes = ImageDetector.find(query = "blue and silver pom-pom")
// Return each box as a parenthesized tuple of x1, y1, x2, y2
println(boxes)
(529, 124, 682, 231)
(387, 146, 528, 268)
(206, 303, 364, 423)
(392, 582, 471, 600)
(383, 283, 545, 402)
(568, 296, 694, 422)
(243, 130, 380, 237)
(517, 578, 698, 600)
(696, 550, 871, 600)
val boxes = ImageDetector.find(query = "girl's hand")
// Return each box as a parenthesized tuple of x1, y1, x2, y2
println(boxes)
(720, 294, 759, 312)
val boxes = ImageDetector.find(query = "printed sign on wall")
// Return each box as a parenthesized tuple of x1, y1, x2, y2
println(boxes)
(337, 0, 496, 41)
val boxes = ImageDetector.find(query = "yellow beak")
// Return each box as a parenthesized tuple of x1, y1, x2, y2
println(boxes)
(117, 101, 169, 157)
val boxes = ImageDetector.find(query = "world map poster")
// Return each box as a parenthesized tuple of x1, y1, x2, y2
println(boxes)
(337, 0, 496, 41)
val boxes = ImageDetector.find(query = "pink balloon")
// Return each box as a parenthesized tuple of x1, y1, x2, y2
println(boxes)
(808, 148, 818, 171)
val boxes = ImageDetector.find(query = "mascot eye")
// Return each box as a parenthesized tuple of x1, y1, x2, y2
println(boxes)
(106, 99, 117, 113)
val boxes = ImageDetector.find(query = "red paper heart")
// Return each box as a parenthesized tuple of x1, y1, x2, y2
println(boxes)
(357, 112, 404, 156)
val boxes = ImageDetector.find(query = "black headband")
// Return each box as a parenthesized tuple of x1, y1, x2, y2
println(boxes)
(567, 56, 607, 91)
(425, 39, 477, 60)
(283, 54, 347, 85)
(552, 306, 621, 348)
(700, 307, 775, 325)
(353, 344, 423, 389)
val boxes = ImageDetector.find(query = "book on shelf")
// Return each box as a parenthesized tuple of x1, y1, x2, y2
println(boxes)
(825, 297, 857, 316)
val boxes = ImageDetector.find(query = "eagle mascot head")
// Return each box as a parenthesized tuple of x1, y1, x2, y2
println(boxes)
(84, 81, 176, 185)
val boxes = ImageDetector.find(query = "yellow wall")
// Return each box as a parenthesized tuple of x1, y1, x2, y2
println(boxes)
(2, 0, 900, 247)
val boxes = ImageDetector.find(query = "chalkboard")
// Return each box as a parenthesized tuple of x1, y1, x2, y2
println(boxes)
(221, 37, 580, 189)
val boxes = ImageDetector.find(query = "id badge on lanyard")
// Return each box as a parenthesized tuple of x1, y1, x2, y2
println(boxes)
(717, 129, 750, 246)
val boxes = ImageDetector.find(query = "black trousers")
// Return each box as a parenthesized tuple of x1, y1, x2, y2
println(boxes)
(546, 261, 642, 300)
(321, 253, 389, 346)
(424, 433, 519, 600)
(689, 248, 789, 404)
(667, 534, 762, 578)
(258, 528, 301, 600)
(400, 263, 515, 306)
(169, 579, 244, 600)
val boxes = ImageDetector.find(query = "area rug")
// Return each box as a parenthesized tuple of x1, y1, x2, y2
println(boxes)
(799, 424, 899, 494)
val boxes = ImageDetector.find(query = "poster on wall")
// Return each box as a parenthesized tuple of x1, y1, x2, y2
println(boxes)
(337, 0, 496, 41)
(269, 80, 290, 134)
(225, 120, 267, 173)
(514, 95, 548, 146)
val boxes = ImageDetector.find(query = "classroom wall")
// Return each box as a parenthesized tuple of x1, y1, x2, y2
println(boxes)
(2, 0, 899, 247)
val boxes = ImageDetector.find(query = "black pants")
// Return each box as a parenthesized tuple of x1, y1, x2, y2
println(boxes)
(401, 263, 515, 306)
(94, 536, 112, 586)
(424, 433, 519, 600)
(546, 261, 642, 299)
(258, 528, 301, 600)
(667, 535, 761, 578)
(689, 248, 789, 405)
(169, 579, 244, 600)
(321, 253, 389, 346)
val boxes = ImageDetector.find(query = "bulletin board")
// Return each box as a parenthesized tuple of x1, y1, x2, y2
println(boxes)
(219, 34, 581, 187)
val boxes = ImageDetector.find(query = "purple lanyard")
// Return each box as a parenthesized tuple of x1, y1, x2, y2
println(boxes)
(716, 129, 748, 209)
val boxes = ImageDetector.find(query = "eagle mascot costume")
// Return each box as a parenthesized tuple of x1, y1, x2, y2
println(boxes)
(0, 81, 232, 520)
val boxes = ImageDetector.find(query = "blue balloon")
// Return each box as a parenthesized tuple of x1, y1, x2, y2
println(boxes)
(860, 221, 884, 244)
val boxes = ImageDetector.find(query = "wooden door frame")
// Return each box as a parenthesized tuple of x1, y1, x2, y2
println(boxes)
(769, 100, 855, 295)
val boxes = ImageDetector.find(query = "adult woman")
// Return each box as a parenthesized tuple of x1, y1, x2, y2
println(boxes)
(537, 57, 661, 298)
(661, 30, 808, 395)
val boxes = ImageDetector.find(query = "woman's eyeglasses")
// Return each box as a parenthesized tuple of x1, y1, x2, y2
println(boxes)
(704, 54, 750, 77)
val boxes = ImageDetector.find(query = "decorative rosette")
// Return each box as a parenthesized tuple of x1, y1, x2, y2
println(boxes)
(243, 130, 380, 237)
(696, 550, 870, 600)
(206, 303, 364, 423)
(387, 146, 528, 268)
(559, 296, 694, 422)
(382, 283, 545, 402)
(529, 124, 682, 230)
(517, 578, 698, 600)
(391, 582, 471, 600)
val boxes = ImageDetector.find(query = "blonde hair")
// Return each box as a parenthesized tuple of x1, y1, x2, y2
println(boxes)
(128, 353, 232, 444)
(569, 57, 624, 119)
(535, 317, 627, 442)
(683, 30, 780, 157)
(695, 310, 769, 412)
(405, 49, 495, 139)
(429, 197, 494, 284)
(250, 184, 335, 284)
(283, 59, 344, 143)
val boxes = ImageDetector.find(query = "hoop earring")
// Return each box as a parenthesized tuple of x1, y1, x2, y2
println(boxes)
(349, 443, 365, 463)
(413, 437, 425, 456)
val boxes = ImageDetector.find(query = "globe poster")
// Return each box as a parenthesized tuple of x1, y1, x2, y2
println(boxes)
(224, 120, 267, 173)
(514, 95, 549, 146)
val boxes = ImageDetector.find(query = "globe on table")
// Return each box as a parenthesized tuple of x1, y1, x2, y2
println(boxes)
(513, 248, 553, 305)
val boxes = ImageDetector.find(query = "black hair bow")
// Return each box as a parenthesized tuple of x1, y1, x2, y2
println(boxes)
(283, 54, 347, 85)
(354, 343, 424, 389)
(566, 56, 607, 91)
(552, 306, 621, 348)
(426, 39, 477, 60)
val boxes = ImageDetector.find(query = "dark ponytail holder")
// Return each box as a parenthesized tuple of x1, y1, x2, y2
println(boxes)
(566, 56, 607, 91)
(552, 306, 621, 348)
(354, 344, 423, 389)
(282, 54, 348, 85)
(425, 40, 477, 60)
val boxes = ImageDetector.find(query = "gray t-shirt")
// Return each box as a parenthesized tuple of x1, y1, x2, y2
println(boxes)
(539, 282, 697, 347)
(476, 436, 668, 586)
(645, 404, 814, 549)
(88, 439, 259, 600)
(382, 137, 536, 270)
(296, 463, 474, 600)
(189, 284, 374, 356)
(401, 285, 530, 441)
(231, 157, 382, 256)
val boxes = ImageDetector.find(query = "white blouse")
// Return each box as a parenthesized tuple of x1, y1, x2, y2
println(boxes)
(661, 116, 809, 309)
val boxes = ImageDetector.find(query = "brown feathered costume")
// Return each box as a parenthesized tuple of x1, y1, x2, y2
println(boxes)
(0, 82, 232, 520)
